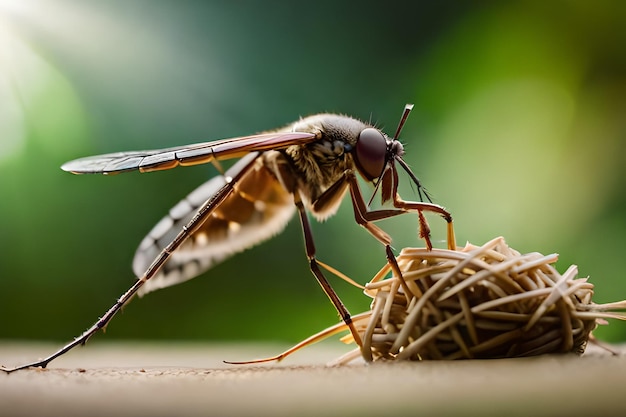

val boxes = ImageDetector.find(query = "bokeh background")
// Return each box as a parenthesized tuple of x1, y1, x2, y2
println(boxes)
(1, 1, 625, 347)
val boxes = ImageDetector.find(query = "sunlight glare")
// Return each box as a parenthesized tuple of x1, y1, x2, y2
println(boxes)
(0, 0, 90, 162)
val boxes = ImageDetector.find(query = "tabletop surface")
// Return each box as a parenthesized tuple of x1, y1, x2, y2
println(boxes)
(1, 341, 625, 417)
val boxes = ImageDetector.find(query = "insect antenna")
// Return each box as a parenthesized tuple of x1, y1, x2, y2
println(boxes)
(395, 156, 434, 203)
(365, 103, 417, 207)
(391, 103, 434, 204)
(393, 103, 414, 141)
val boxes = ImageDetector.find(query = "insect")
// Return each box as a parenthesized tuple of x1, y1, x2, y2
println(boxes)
(2, 104, 454, 372)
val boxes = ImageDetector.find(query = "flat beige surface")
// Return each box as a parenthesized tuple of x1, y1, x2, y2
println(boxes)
(1, 341, 625, 417)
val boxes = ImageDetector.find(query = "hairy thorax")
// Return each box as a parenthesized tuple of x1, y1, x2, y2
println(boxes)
(264, 113, 370, 220)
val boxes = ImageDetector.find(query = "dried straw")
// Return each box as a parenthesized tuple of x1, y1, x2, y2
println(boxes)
(229, 237, 626, 366)
(335, 236, 626, 363)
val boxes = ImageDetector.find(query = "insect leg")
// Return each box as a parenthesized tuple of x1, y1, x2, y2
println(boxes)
(344, 168, 455, 250)
(2, 280, 144, 372)
(2, 154, 261, 373)
(388, 164, 456, 250)
(293, 192, 363, 349)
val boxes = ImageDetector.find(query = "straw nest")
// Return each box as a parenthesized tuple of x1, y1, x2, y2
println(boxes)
(337, 236, 626, 363)
(230, 237, 626, 366)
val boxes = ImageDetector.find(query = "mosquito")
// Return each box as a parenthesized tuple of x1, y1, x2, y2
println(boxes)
(2, 104, 454, 372)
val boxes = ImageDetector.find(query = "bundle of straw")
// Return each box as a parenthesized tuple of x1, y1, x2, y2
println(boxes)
(350, 236, 626, 362)
(228, 237, 626, 366)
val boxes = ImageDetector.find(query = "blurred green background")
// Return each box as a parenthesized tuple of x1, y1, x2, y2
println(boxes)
(1, 0, 625, 347)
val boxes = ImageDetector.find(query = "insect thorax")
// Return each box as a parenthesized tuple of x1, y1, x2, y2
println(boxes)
(269, 113, 370, 219)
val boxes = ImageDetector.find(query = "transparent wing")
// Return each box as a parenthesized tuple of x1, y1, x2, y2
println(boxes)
(61, 132, 317, 175)
(133, 153, 296, 296)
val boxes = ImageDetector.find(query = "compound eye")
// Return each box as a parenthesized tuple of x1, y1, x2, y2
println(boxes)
(355, 128, 387, 181)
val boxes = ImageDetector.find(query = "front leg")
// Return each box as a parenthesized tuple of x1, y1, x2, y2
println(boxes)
(339, 169, 455, 250)
(387, 164, 456, 250)
(391, 194, 456, 251)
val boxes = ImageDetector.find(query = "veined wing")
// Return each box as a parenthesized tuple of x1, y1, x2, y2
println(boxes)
(61, 132, 317, 175)
(133, 153, 296, 296)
